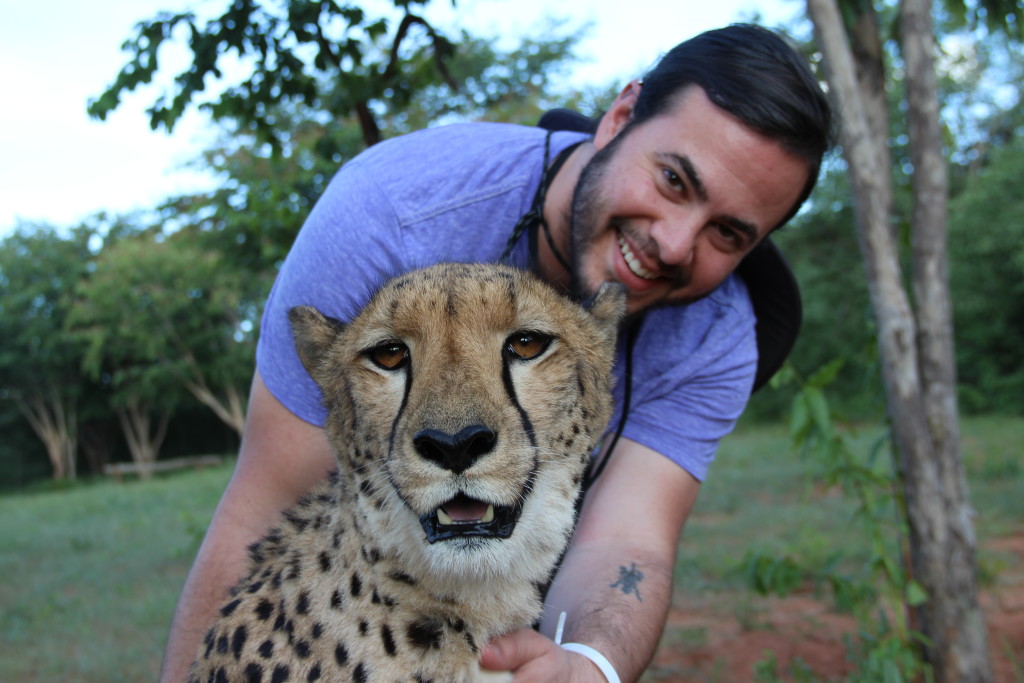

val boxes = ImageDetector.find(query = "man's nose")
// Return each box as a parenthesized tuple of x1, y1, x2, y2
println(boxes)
(650, 212, 702, 267)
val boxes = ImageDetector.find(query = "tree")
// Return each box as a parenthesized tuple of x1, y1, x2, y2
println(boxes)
(87, 0, 460, 150)
(949, 133, 1024, 413)
(69, 231, 255, 474)
(804, 0, 1013, 679)
(0, 225, 96, 480)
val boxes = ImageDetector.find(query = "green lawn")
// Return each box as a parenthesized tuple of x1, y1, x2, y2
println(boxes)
(1, 416, 1020, 681)
(0, 465, 231, 682)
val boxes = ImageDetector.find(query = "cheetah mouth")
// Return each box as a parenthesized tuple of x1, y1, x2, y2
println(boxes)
(419, 493, 521, 543)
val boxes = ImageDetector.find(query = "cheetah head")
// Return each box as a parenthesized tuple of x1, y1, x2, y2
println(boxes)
(289, 263, 625, 581)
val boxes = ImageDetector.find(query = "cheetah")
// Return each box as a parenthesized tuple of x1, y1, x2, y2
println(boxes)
(190, 263, 626, 682)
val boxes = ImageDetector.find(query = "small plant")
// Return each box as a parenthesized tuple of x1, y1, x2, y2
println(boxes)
(754, 358, 934, 682)
(754, 650, 820, 683)
(1001, 637, 1024, 683)
(743, 552, 806, 597)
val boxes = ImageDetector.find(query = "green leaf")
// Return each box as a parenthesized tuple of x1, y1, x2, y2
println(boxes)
(789, 392, 811, 445)
(807, 357, 845, 389)
(805, 386, 832, 437)
(905, 580, 929, 607)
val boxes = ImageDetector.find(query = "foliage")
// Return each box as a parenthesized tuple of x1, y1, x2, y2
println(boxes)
(0, 224, 97, 479)
(938, 0, 1024, 40)
(749, 16, 1024, 423)
(378, 25, 602, 133)
(69, 229, 255, 433)
(87, 0, 462, 148)
(949, 131, 1024, 414)
(763, 164, 883, 420)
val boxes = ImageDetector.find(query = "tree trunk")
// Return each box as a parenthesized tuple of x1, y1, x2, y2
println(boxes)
(115, 402, 170, 479)
(174, 345, 247, 436)
(14, 389, 77, 481)
(184, 378, 246, 436)
(898, 0, 994, 678)
(80, 420, 116, 476)
(806, 0, 993, 679)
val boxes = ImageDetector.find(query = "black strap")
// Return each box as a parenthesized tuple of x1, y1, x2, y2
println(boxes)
(583, 315, 641, 491)
(502, 126, 639, 492)
(500, 132, 578, 273)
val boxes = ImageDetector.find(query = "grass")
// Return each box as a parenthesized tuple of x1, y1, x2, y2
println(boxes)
(679, 415, 1024, 594)
(677, 420, 869, 595)
(0, 463, 233, 682)
(0, 416, 1020, 681)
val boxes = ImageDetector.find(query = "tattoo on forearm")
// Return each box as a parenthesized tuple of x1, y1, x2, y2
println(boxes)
(609, 562, 645, 602)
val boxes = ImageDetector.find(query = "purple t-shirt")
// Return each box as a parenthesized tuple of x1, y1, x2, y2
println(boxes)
(257, 122, 757, 481)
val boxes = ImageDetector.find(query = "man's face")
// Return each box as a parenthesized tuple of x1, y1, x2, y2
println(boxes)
(569, 86, 809, 313)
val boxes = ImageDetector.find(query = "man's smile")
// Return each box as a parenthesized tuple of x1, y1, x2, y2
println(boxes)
(617, 230, 658, 281)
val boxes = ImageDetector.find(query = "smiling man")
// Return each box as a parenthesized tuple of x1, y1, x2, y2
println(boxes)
(161, 24, 831, 683)
(545, 84, 812, 313)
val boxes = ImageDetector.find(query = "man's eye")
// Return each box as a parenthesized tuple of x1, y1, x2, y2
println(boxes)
(506, 331, 553, 360)
(663, 168, 685, 193)
(715, 224, 739, 243)
(710, 223, 748, 252)
(366, 342, 409, 370)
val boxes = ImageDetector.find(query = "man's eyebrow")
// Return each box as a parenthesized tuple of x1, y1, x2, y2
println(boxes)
(662, 153, 708, 202)
(721, 215, 760, 244)
(661, 152, 762, 242)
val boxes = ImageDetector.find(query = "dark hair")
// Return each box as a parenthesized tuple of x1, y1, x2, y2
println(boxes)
(632, 24, 833, 228)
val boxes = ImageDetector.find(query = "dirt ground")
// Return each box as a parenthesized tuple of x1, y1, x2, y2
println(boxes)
(645, 534, 1024, 682)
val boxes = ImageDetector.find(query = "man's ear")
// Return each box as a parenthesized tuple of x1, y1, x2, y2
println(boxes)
(594, 80, 642, 150)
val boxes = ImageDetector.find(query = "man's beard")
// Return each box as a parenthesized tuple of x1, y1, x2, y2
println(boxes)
(568, 134, 622, 302)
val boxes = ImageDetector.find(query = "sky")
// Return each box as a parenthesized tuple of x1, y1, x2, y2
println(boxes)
(0, 0, 802, 235)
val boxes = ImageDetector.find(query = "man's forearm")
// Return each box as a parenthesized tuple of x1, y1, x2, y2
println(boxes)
(540, 543, 675, 682)
(161, 373, 340, 681)
(533, 439, 697, 682)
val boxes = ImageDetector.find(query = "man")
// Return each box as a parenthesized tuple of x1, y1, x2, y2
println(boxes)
(161, 24, 831, 682)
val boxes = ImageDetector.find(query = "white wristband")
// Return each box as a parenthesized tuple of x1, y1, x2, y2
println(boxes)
(560, 642, 621, 683)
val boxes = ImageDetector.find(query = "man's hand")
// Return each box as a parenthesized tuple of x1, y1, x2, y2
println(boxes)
(478, 439, 700, 683)
(480, 629, 607, 682)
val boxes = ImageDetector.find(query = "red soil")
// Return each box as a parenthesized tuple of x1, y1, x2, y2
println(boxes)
(645, 535, 1024, 681)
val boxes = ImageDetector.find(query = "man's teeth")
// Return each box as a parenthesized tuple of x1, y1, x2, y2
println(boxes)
(618, 234, 657, 280)
(436, 504, 495, 526)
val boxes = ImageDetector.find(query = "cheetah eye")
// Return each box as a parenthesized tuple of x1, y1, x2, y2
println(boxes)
(365, 341, 409, 370)
(505, 331, 553, 361)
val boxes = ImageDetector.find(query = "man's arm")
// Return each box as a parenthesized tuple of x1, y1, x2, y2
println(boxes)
(481, 437, 700, 682)
(159, 371, 336, 682)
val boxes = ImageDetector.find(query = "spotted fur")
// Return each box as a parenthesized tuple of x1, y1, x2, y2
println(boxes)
(190, 263, 625, 682)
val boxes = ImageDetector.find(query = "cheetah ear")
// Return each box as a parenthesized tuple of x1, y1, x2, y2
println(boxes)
(289, 305, 347, 381)
(585, 282, 628, 330)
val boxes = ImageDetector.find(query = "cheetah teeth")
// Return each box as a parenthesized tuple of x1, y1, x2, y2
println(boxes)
(436, 505, 495, 526)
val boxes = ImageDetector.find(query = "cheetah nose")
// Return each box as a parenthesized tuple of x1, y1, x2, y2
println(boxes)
(413, 425, 497, 474)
